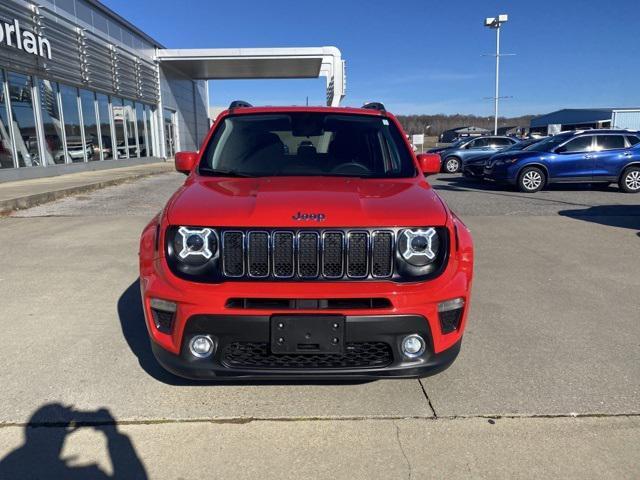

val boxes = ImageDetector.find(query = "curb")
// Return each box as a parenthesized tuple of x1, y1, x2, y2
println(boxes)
(0, 166, 172, 216)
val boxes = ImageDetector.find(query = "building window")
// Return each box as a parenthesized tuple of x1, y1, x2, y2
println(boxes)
(0, 70, 16, 169)
(96, 93, 113, 160)
(59, 84, 84, 163)
(112, 97, 127, 159)
(145, 104, 155, 156)
(163, 108, 176, 157)
(6, 72, 39, 167)
(135, 102, 148, 157)
(124, 99, 138, 158)
(38, 79, 65, 165)
(80, 90, 99, 161)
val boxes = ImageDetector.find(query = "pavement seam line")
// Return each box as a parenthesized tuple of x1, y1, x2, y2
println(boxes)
(418, 380, 438, 418)
(1, 412, 638, 429)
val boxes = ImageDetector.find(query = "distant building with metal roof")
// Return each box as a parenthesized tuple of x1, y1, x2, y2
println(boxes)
(530, 108, 640, 134)
(439, 126, 490, 142)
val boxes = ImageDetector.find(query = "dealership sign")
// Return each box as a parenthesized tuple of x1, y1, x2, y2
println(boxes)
(0, 19, 52, 60)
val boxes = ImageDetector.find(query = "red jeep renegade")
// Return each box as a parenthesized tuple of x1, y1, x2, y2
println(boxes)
(139, 101, 474, 380)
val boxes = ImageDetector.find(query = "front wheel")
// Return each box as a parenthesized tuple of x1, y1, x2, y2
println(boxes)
(443, 157, 460, 173)
(518, 166, 545, 193)
(619, 166, 640, 193)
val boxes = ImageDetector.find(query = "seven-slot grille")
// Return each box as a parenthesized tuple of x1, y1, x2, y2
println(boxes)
(221, 230, 394, 280)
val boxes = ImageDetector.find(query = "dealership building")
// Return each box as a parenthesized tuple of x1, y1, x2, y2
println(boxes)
(0, 0, 345, 181)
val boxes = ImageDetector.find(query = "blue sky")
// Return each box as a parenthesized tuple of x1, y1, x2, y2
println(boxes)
(103, 0, 640, 117)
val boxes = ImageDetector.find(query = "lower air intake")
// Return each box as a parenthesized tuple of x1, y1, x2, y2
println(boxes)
(222, 342, 393, 369)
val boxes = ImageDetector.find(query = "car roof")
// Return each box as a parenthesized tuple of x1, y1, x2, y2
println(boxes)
(460, 135, 516, 141)
(218, 105, 389, 117)
(570, 129, 640, 135)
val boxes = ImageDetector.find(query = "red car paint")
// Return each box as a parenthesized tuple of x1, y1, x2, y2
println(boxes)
(139, 105, 473, 379)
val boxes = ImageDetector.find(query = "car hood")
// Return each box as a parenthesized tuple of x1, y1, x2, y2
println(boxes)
(489, 150, 541, 161)
(167, 176, 448, 228)
(463, 151, 496, 164)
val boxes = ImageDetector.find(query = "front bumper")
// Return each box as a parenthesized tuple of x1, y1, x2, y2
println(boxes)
(463, 164, 485, 177)
(483, 164, 517, 184)
(150, 314, 462, 380)
(139, 216, 474, 380)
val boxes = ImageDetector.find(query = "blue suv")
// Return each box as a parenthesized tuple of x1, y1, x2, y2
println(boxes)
(483, 130, 640, 193)
(428, 136, 518, 173)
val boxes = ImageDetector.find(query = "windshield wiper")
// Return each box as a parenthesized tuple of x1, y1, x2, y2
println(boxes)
(199, 168, 255, 178)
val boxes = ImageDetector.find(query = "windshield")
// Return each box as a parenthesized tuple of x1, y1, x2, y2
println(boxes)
(199, 113, 416, 178)
(524, 133, 573, 152)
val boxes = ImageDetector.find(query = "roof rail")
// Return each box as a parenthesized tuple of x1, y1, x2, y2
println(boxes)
(229, 100, 253, 109)
(362, 102, 386, 112)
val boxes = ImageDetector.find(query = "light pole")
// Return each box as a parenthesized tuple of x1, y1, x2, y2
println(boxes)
(484, 14, 508, 135)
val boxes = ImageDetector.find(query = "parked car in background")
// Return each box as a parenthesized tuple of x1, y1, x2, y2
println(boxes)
(483, 129, 640, 193)
(54, 137, 94, 163)
(462, 138, 542, 178)
(430, 135, 519, 173)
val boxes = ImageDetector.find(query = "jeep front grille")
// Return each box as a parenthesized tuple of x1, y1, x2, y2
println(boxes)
(221, 229, 394, 280)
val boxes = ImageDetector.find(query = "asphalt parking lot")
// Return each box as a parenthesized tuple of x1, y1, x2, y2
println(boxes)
(0, 172, 638, 478)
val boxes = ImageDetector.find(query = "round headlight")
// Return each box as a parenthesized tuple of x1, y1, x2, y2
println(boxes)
(398, 228, 440, 267)
(173, 227, 217, 266)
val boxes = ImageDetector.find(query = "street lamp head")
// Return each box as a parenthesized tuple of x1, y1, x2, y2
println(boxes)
(485, 14, 508, 28)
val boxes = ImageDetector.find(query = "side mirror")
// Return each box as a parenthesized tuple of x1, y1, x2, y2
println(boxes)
(175, 151, 198, 175)
(417, 153, 441, 176)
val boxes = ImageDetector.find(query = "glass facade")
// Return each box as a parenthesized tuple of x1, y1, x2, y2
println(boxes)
(136, 103, 148, 157)
(59, 84, 84, 163)
(97, 93, 114, 160)
(80, 90, 99, 162)
(7, 72, 39, 167)
(0, 67, 159, 171)
(38, 79, 64, 165)
(124, 99, 138, 158)
(0, 70, 15, 169)
(145, 105, 155, 157)
(164, 108, 176, 157)
(112, 97, 126, 159)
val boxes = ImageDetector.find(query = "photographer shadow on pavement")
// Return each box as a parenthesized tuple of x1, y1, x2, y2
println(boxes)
(0, 403, 147, 480)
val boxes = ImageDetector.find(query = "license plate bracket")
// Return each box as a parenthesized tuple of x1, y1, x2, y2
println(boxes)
(270, 315, 345, 354)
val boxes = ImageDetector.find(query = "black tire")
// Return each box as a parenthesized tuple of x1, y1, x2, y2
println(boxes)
(443, 156, 461, 173)
(619, 166, 640, 193)
(517, 166, 545, 193)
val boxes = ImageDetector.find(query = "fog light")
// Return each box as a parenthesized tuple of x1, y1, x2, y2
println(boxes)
(438, 297, 465, 333)
(189, 335, 214, 358)
(401, 334, 425, 358)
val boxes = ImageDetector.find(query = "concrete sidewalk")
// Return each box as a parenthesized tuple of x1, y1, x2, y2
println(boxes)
(0, 161, 175, 215)
(0, 416, 637, 479)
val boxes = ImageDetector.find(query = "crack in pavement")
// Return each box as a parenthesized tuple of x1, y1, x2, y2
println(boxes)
(419, 380, 438, 418)
(1, 412, 638, 429)
(394, 420, 413, 480)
